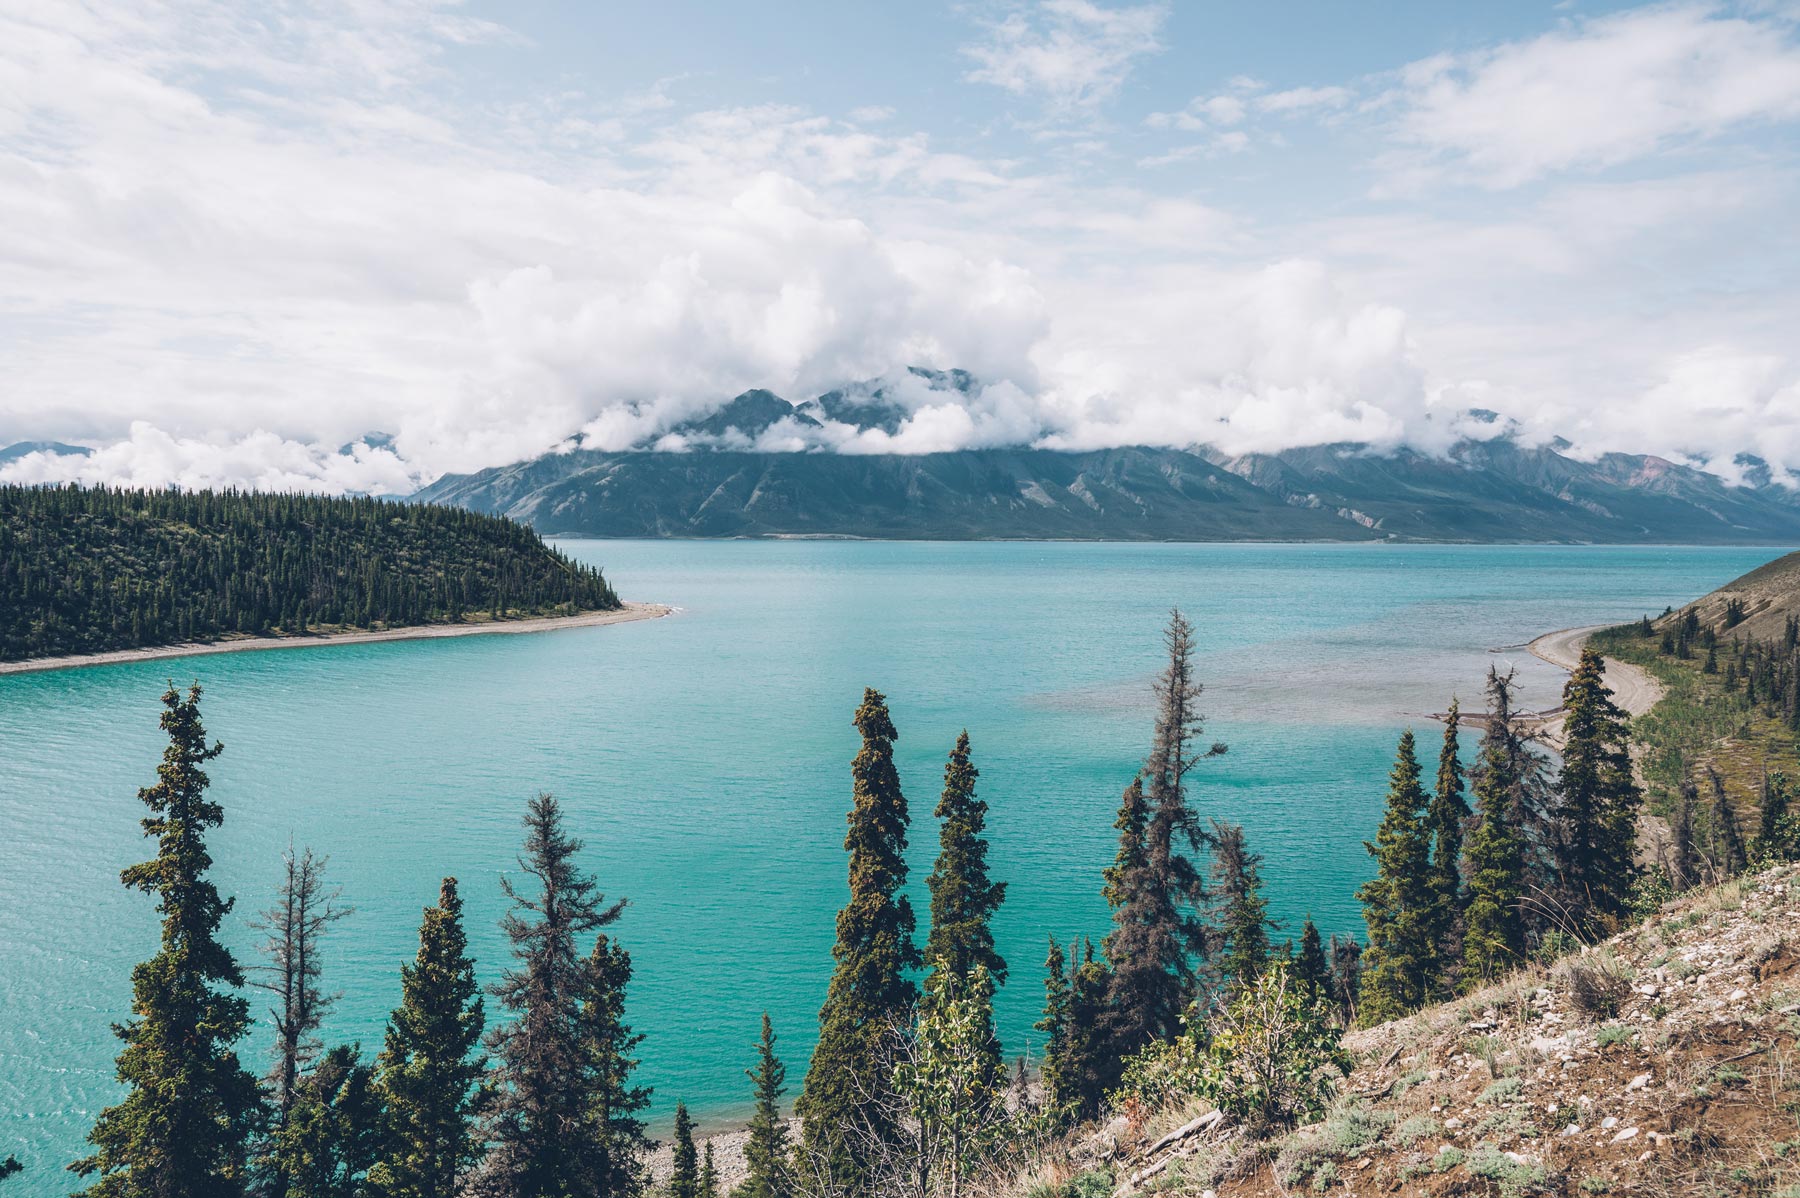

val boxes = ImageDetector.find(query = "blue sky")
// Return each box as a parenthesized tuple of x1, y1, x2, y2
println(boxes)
(2, 0, 1798, 490)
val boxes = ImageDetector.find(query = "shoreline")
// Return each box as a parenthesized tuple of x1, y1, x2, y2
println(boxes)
(0, 602, 673, 677)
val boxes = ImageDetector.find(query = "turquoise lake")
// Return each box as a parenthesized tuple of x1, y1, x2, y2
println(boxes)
(0, 541, 1786, 1191)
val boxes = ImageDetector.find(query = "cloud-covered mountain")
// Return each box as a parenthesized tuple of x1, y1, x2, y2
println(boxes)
(413, 380, 1800, 543)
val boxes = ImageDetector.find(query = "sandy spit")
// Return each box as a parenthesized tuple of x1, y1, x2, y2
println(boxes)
(0, 602, 673, 677)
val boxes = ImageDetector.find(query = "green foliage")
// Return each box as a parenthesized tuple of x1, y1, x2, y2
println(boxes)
(1178, 962, 1349, 1131)
(72, 684, 263, 1198)
(1595, 1024, 1635, 1048)
(737, 1015, 791, 1198)
(1035, 937, 1112, 1120)
(0, 484, 618, 660)
(893, 963, 1006, 1198)
(1554, 648, 1643, 933)
(369, 878, 488, 1198)
(1211, 821, 1274, 992)
(1467, 1145, 1548, 1197)
(263, 1044, 381, 1198)
(670, 1102, 699, 1198)
(798, 688, 921, 1193)
(924, 731, 1007, 1078)
(1357, 731, 1435, 1023)
(482, 793, 642, 1198)
(1426, 701, 1470, 993)
(1293, 918, 1329, 1004)
(1463, 675, 1530, 983)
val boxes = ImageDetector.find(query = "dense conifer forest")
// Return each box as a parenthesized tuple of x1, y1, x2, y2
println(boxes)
(0, 485, 619, 661)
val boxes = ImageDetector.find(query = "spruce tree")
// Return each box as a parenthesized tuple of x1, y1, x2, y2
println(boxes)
(738, 1015, 789, 1198)
(1708, 768, 1748, 876)
(1210, 821, 1274, 992)
(1293, 918, 1329, 1003)
(1426, 700, 1469, 988)
(1554, 648, 1642, 934)
(670, 1103, 698, 1198)
(1033, 938, 1071, 1112)
(797, 689, 919, 1194)
(1356, 731, 1435, 1023)
(1462, 701, 1528, 983)
(264, 1044, 381, 1198)
(1058, 940, 1113, 1118)
(924, 731, 1006, 1074)
(699, 1144, 718, 1198)
(482, 793, 628, 1197)
(72, 683, 262, 1198)
(252, 845, 352, 1140)
(1102, 610, 1225, 1059)
(369, 878, 487, 1198)
(581, 933, 652, 1198)
(1756, 772, 1797, 861)
(1671, 779, 1699, 890)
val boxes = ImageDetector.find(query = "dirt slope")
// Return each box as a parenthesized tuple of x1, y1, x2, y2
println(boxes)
(1664, 550, 1800, 642)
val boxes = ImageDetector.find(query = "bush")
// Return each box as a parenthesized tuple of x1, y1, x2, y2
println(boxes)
(1065, 1168, 1113, 1198)
(1556, 950, 1634, 1019)
(1190, 962, 1353, 1131)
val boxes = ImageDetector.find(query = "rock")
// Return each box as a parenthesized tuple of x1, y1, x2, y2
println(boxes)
(1562, 1123, 1582, 1137)
(1602, 1116, 1618, 1129)
(1612, 1127, 1639, 1143)
(1627, 1073, 1651, 1091)
(1729, 988, 1749, 1001)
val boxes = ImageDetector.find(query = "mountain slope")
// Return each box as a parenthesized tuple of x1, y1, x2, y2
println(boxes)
(417, 436, 1800, 543)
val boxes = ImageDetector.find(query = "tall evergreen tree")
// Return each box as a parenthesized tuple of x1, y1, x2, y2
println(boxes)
(669, 1103, 698, 1198)
(1326, 935, 1362, 1027)
(1102, 610, 1225, 1060)
(699, 1144, 718, 1198)
(924, 731, 1007, 1075)
(1426, 700, 1469, 988)
(1462, 681, 1529, 982)
(737, 1015, 790, 1198)
(797, 689, 920, 1194)
(1671, 779, 1699, 890)
(482, 793, 628, 1198)
(1293, 918, 1329, 1003)
(1053, 940, 1112, 1119)
(1032, 938, 1071, 1112)
(72, 684, 262, 1198)
(370, 878, 487, 1198)
(1210, 821, 1274, 992)
(580, 933, 652, 1198)
(1756, 772, 1798, 861)
(1708, 768, 1748, 876)
(1357, 731, 1436, 1023)
(1553, 648, 1642, 934)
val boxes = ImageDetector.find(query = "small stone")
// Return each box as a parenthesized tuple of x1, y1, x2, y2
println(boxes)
(1201, 1191, 1216, 1198)
(1445, 1117, 1462, 1130)
(1562, 1123, 1581, 1137)
(1627, 1073, 1651, 1091)
(1601, 1116, 1618, 1129)
(1612, 1127, 1639, 1144)
(1547, 1102, 1559, 1114)
(1729, 988, 1749, 1001)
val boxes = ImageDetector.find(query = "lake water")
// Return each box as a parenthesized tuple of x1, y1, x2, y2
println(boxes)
(0, 541, 1783, 1191)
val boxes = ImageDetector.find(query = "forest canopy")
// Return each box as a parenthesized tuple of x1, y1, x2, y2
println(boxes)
(0, 484, 619, 661)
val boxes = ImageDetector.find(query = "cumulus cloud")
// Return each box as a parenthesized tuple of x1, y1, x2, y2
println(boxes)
(0, 425, 423, 493)
(962, 0, 1168, 111)
(1390, 4, 1800, 187)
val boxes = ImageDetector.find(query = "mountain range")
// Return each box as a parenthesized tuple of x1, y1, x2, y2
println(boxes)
(413, 379, 1800, 544)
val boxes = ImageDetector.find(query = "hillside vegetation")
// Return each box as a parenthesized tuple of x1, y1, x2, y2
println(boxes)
(0, 484, 618, 662)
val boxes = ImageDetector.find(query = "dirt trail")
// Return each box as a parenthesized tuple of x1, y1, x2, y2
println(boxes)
(1528, 624, 1663, 719)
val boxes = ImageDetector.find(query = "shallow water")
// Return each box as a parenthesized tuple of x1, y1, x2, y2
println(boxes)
(0, 541, 1781, 1191)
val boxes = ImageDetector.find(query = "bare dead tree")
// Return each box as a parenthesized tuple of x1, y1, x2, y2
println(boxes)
(250, 842, 352, 1124)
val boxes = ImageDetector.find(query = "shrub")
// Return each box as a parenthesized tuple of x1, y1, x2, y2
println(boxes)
(1065, 1168, 1113, 1198)
(1395, 1115, 1442, 1148)
(1477, 1077, 1523, 1105)
(1190, 962, 1353, 1131)
(1557, 951, 1634, 1019)
(1595, 1024, 1635, 1048)
(1468, 1145, 1548, 1197)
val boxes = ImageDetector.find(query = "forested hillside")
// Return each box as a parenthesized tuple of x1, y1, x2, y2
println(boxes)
(0, 485, 618, 661)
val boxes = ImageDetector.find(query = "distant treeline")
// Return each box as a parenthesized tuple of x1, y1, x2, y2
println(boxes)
(0, 485, 619, 661)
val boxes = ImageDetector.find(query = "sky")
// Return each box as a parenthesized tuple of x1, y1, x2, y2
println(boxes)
(2, 0, 1799, 492)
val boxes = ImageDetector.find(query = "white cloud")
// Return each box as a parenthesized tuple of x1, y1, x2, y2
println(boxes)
(962, 0, 1168, 111)
(1390, 4, 1800, 187)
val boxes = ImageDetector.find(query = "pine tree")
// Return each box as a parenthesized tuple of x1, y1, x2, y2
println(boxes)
(1426, 700, 1469, 990)
(1708, 768, 1748, 876)
(737, 1015, 789, 1198)
(670, 1103, 698, 1198)
(1756, 772, 1798, 861)
(1326, 935, 1362, 1027)
(797, 689, 920, 1194)
(370, 878, 487, 1198)
(252, 845, 353, 1138)
(72, 684, 262, 1198)
(580, 933, 651, 1198)
(482, 793, 628, 1197)
(1057, 940, 1113, 1118)
(1293, 918, 1329, 1003)
(1462, 694, 1528, 982)
(1671, 779, 1699, 890)
(923, 731, 1007, 1076)
(1357, 731, 1435, 1022)
(699, 1144, 718, 1198)
(1033, 938, 1071, 1112)
(1554, 648, 1642, 934)
(1210, 821, 1274, 992)
(264, 1044, 381, 1198)
(1102, 610, 1225, 1060)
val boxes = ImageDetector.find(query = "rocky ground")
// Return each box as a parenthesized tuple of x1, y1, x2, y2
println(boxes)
(1053, 864, 1800, 1198)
